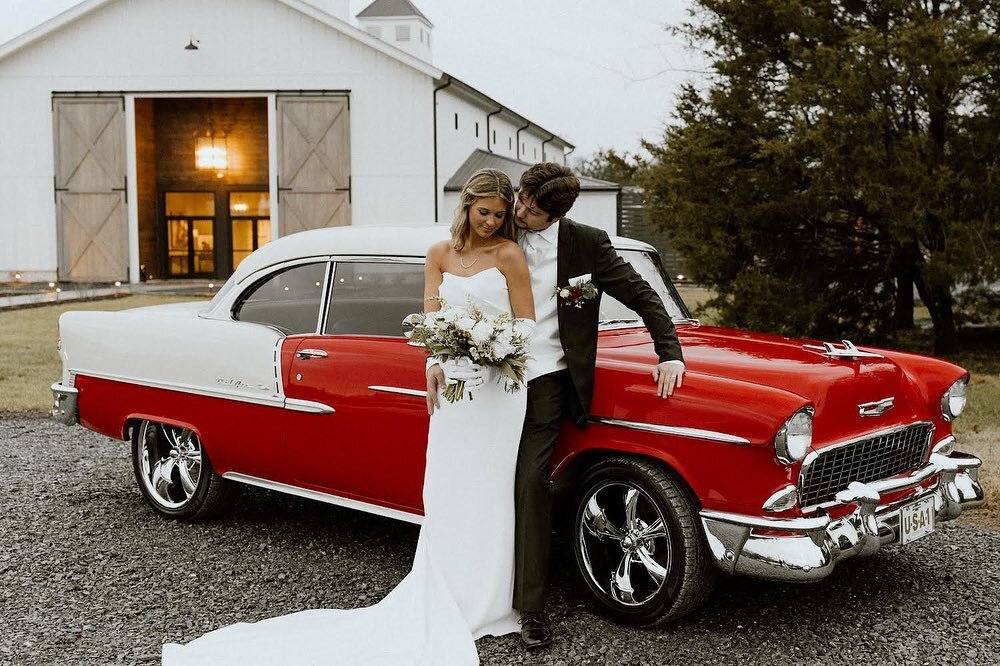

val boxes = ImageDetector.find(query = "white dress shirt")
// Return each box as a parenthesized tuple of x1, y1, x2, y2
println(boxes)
(519, 222, 567, 381)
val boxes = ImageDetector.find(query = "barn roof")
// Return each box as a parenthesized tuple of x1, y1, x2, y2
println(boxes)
(0, 0, 440, 77)
(445, 150, 620, 193)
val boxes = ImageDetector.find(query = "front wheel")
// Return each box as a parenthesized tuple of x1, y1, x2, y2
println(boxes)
(573, 457, 716, 626)
(131, 420, 241, 521)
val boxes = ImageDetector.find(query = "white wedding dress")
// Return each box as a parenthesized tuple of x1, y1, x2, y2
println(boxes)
(162, 266, 526, 666)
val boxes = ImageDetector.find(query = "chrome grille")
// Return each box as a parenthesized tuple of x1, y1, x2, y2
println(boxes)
(799, 423, 932, 508)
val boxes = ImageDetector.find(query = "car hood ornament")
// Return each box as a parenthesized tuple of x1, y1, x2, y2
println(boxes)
(858, 397, 895, 417)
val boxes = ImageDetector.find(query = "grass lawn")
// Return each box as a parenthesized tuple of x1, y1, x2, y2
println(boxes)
(1, 291, 996, 529)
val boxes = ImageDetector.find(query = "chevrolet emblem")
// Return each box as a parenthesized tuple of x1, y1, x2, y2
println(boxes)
(858, 397, 894, 417)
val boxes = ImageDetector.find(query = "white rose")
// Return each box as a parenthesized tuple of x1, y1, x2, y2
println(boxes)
(495, 329, 513, 348)
(470, 320, 493, 345)
(559, 288, 571, 299)
(493, 340, 514, 358)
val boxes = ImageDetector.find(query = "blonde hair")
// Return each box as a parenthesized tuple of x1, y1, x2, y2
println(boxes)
(450, 168, 516, 251)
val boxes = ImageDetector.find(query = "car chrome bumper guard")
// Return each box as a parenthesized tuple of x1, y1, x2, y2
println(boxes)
(699, 451, 984, 583)
(50, 382, 79, 426)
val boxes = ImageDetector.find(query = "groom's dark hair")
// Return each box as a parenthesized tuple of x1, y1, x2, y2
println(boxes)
(519, 163, 581, 221)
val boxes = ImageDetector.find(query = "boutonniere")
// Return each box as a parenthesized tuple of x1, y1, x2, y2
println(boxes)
(555, 274, 598, 308)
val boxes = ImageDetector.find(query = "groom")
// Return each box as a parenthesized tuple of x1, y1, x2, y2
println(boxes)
(512, 163, 685, 649)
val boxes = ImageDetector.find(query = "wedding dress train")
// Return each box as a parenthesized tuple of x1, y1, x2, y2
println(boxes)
(162, 266, 526, 665)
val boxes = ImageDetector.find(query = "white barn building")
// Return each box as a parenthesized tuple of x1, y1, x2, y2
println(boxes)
(0, 0, 618, 284)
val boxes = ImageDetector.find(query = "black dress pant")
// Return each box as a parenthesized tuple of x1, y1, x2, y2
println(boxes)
(513, 369, 571, 612)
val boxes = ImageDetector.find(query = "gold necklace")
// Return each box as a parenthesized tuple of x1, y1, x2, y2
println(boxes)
(459, 251, 479, 269)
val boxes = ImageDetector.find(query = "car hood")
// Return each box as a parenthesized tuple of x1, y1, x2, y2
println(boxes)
(596, 325, 965, 445)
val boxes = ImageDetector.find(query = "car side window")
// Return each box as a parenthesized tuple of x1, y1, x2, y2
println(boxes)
(325, 262, 424, 336)
(233, 262, 327, 334)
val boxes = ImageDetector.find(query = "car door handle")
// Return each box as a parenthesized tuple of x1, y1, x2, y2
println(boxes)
(296, 349, 328, 359)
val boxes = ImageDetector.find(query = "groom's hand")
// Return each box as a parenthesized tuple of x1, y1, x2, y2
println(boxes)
(652, 360, 684, 399)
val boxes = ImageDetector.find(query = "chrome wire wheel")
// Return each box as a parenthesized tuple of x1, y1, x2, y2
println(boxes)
(573, 457, 715, 626)
(137, 421, 204, 510)
(578, 481, 672, 607)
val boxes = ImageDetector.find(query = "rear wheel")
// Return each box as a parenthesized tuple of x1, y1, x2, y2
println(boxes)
(573, 457, 716, 626)
(131, 420, 240, 520)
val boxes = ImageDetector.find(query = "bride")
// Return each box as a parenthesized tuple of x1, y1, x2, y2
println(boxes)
(162, 168, 536, 665)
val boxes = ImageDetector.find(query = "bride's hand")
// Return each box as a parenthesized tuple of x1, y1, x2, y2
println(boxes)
(426, 363, 445, 414)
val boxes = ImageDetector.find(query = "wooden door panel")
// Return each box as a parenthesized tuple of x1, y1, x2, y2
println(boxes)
(53, 97, 128, 282)
(277, 96, 351, 232)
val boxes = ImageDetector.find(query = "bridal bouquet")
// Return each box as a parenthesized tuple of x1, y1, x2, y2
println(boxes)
(402, 298, 533, 403)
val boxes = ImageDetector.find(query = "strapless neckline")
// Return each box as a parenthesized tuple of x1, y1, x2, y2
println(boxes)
(442, 266, 502, 280)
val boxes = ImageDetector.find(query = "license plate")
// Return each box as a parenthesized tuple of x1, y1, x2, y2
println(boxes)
(899, 495, 935, 545)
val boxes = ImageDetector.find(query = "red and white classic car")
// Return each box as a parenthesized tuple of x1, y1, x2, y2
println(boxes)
(51, 225, 984, 626)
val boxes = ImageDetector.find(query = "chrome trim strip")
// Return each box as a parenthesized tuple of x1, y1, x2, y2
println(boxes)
(222, 472, 422, 525)
(316, 260, 334, 334)
(284, 398, 335, 414)
(700, 509, 831, 532)
(369, 385, 426, 398)
(590, 417, 751, 445)
(69, 370, 285, 408)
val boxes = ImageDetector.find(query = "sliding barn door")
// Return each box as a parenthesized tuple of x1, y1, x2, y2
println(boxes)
(276, 95, 351, 234)
(53, 97, 128, 282)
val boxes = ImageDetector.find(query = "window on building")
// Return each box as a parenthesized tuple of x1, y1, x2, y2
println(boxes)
(427, 33, 431, 47)
(396, 25, 411, 41)
(420, 29, 424, 43)
(492, 130, 496, 145)
(234, 262, 327, 335)
(366, 26, 382, 39)
(326, 262, 425, 336)
(508, 137, 512, 150)
(534, 147, 538, 159)
(454, 113, 458, 130)
(475, 122, 479, 138)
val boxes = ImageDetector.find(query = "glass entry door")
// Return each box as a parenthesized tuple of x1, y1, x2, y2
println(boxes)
(230, 191, 271, 270)
(165, 192, 216, 277)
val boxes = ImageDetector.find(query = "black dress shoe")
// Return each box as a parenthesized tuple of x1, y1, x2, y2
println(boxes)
(519, 611, 553, 649)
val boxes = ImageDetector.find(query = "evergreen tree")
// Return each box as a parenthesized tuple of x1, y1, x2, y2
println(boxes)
(643, 0, 999, 352)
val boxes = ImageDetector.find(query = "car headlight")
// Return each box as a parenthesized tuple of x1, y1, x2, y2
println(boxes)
(774, 408, 813, 464)
(941, 376, 968, 421)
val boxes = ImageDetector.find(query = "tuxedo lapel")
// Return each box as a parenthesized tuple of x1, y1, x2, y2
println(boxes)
(556, 218, 572, 288)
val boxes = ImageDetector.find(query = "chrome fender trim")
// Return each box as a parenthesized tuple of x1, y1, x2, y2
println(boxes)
(369, 385, 426, 398)
(589, 417, 751, 445)
(222, 473, 422, 525)
(284, 398, 335, 414)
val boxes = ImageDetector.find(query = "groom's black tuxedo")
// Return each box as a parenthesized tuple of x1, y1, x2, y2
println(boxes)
(554, 218, 684, 424)
(513, 217, 684, 613)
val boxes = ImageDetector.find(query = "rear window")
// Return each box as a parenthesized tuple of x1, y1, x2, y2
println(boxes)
(325, 262, 424, 336)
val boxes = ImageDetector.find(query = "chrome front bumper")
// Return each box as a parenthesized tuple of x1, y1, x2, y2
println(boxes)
(700, 451, 985, 582)
(50, 382, 79, 426)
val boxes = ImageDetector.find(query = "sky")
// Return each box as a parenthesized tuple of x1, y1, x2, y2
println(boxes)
(0, 0, 710, 161)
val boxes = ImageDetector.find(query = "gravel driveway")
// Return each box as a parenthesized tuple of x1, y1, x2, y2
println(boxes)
(3, 414, 999, 666)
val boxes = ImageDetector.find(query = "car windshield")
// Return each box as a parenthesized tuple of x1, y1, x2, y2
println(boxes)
(599, 249, 691, 325)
